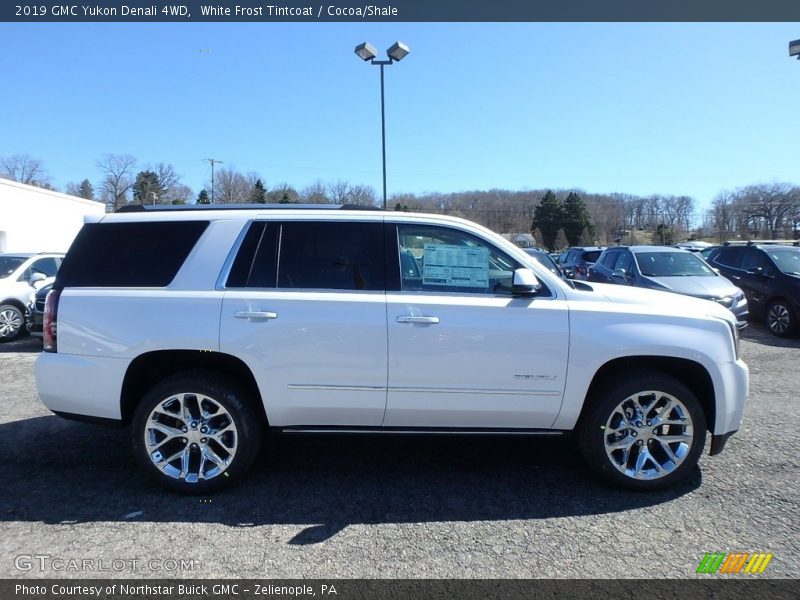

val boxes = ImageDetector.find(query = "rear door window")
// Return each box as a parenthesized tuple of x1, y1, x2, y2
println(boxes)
(712, 247, 745, 269)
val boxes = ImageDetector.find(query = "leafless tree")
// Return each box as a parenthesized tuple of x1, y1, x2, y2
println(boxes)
(96, 154, 137, 209)
(301, 180, 330, 204)
(1, 154, 51, 186)
(211, 167, 250, 204)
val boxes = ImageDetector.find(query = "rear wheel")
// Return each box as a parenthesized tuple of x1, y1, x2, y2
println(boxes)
(578, 371, 706, 490)
(131, 371, 262, 494)
(766, 299, 796, 338)
(0, 304, 26, 342)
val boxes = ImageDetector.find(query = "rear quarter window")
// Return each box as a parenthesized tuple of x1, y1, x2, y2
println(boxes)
(55, 221, 209, 288)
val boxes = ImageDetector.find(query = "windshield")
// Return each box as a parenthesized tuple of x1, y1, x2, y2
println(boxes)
(0, 256, 26, 279)
(767, 248, 800, 275)
(524, 249, 561, 276)
(635, 251, 716, 277)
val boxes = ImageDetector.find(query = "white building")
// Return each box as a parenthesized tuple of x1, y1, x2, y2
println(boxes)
(0, 177, 106, 253)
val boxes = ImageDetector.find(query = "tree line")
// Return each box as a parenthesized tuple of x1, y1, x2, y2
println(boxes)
(0, 153, 379, 210)
(2, 153, 798, 247)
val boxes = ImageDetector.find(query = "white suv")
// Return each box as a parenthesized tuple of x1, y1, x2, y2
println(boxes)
(35, 206, 749, 493)
(0, 252, 63, 341)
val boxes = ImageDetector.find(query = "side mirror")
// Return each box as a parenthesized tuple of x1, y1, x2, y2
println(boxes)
(512, 268, 541, 297)
(29, 272, 47, 288)
(612, 269, 631, 282)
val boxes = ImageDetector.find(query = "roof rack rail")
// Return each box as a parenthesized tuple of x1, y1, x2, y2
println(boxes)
(115, 203, 383, 213)
(723, 239, 800, 247)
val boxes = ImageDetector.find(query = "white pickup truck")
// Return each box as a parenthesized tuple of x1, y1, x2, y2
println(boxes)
(35, 206, 748, 493)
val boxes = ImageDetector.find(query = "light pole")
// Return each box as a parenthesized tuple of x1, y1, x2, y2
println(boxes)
(203, 158, 224, 204)
(354, 41, 410, 210)
(790, 39, 800, 59)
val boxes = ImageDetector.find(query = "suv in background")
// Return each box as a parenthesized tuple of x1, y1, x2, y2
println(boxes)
(588, 246, 748, 326)
(558, 246, 604, 280)
(0, 253, 63, 341)
(707, 242, 800, 337)
(36, 206, 747, 494)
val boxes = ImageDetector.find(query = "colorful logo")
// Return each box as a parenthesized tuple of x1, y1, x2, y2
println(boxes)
(696, 552, 773, 574)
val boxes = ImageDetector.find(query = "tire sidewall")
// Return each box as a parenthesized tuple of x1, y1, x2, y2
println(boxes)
(579, 373, 706, 491)
(131, 373, 261, 494)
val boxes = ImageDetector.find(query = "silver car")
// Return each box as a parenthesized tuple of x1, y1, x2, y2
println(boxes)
(588, 246, 749, 326)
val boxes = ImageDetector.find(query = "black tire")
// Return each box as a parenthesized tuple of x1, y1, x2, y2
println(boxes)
(765, 299, 796, 338)
(577, 371, 706, 491)
(131, 371, 262, 494)
(0, 303, 26, 342)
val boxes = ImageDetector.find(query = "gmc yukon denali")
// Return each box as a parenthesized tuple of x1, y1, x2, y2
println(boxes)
(35, 206, 749, 493)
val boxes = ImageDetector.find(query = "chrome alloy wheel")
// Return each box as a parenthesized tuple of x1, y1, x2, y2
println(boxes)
(0, 307, 23, 339)
(603, 390, 693, 480)
(767, 303, 791, 335)
(144, 392, 238, 483)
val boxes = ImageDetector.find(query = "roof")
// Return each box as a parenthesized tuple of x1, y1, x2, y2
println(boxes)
(0, 177, 105, 210)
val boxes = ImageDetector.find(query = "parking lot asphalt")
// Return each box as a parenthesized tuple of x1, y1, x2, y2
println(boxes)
(0, 323, 798, 579)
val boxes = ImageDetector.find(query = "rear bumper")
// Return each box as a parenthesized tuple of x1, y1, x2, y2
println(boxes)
(36, 352, 128, 420)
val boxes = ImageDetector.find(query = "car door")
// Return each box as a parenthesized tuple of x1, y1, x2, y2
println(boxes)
(384, 223, 569, 429)
(739, 249, 777, 314)
(220, 220, 389, 427)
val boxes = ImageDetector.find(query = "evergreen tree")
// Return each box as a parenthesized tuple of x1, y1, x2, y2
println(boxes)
(132, 170, 164, 204)
(78, 179, 94, 200)
(562, 192, 595, 246)
(197, 189, 211, 204)
(532, 191, 563, 251)
(250, 179, 266, 203)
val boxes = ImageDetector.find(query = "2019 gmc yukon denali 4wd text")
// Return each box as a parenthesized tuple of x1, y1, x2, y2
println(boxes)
(35, 205, 749, 494)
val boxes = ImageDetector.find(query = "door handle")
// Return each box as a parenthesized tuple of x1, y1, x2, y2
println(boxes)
(396, 315, 440, 325)
(234, 311, 278, 320)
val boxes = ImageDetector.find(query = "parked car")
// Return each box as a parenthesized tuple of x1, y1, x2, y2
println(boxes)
(0, 252, 63, 341)
(523, 247, 567, 280)
(36, 205, 747, 494)
(558, 246, 604, 280)
(26, 280, 54, 338)
(587, 246, 749, 326)
(706, 242, 800, 337)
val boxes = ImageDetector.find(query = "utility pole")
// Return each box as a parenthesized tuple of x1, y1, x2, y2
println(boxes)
(203, 158, 223, 204)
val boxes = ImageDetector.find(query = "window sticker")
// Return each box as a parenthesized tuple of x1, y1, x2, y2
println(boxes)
(422, 244, 490, 288)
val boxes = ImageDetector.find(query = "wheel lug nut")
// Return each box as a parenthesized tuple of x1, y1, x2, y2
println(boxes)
(181, 438, 187, 443)
(182, 426, 187, 433)
(201, 438, 208, 444)
(200, 427, 207, 434)
(191, 443, 198, 448)
(646, 420, 652, 426)
(637, 440, 643, 445)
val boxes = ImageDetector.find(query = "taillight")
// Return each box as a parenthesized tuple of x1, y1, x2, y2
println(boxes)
(43, 289, 61, 353)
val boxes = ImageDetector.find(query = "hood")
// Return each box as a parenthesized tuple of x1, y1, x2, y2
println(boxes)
(641, 275, 737, 299)
(573, 281, 736, 325)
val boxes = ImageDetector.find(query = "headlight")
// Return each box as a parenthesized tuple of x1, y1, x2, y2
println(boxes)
(715, 296, 733, 308)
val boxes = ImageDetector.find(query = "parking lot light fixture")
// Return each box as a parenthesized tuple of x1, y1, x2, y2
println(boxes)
(354, 41, 411, 210)
(355, 42, 378, 61)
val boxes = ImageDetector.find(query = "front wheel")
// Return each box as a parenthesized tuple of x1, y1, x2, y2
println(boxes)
(131, 372, 262, 494)
(578, 372, 706, 491)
